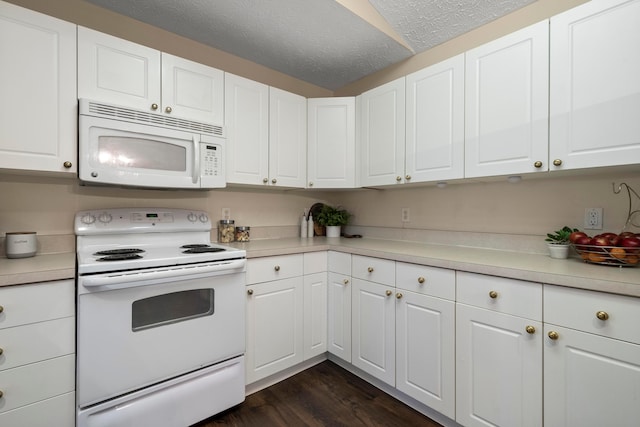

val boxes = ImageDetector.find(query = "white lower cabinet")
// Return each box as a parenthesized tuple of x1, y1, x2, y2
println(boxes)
(303, 252, 328, 360)
(0, 280, 75, 427)
(327, 251, 352, 362)
(245, 253, 328, 385)
(395, 263, 455, 419)
(455, 272, 543, 427)
(544, 285, 640, 427)
(351, 278, 396, 385)
(245, 255, 304, 384)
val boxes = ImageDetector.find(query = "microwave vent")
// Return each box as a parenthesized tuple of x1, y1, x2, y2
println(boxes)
(83, 100, 224, 137)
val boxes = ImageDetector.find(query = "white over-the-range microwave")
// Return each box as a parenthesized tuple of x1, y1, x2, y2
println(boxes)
(78, 99, 226, 189)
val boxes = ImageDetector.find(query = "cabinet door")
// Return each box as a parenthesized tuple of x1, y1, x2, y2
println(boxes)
(0, 2, 76, 174)
(224, 73, 269, 185)
(269, 87, 307, 188)
(245, 277, 303, 384)
(161, 53, 224, 125)
(396, 291, 455, 419)
(359, 77, 406, 187)
(544, 324, 640, 427)
(303, 272, 327, 360)
(550, 0, 640, 170)
(78, 26, 161, 112)
(405, 54, 464, 183)
(351, 278, 395, 386)
(465, 20, 549, 178)
(327, 272, 352, 362)
(307, 97, 356, 188)
(456, 304, 542, 427)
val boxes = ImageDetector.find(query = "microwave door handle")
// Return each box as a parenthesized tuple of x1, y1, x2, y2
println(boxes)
(192, 134, 200, 184)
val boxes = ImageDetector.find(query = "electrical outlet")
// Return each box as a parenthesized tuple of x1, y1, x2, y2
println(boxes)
(401, 207, 410, 223)
(221, 208, 231, 219)
(584, 207, 603, 230)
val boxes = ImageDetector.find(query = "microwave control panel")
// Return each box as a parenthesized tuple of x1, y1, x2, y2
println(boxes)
(200, 143, 225, 187)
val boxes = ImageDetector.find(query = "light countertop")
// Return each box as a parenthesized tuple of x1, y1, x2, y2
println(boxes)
(2, 238, 639, 298)
(0, 252, 75, 287)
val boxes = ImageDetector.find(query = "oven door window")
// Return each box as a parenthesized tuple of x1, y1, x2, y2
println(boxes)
(132, 288, 214, 331)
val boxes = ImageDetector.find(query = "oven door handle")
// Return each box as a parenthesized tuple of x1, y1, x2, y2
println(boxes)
(80, 259, 246, 290)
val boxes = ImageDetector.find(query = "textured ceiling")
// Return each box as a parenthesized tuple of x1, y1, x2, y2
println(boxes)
(84, 0, 536, 90)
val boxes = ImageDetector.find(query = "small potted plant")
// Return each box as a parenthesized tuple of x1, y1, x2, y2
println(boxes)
(545, 226, 577, 259)
(316, 205, 351, 238)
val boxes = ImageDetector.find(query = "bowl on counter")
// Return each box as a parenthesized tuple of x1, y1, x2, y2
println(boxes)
(572, 244, 639, 267)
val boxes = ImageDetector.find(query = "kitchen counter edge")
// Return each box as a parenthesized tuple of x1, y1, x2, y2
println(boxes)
(231, 237, 640, 298)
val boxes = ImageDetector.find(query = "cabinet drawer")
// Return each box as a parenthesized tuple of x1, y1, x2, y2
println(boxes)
(328, 251, 351, 275)
(0, 354, 75, 414)
(0, 391, 75, 427)
(396, 262, 455, 300)
(303, 251, 327, 275)
(352, 255, 395, 285)
(456, 272, 542, 320)
(544, 285, 640, 344)
(246, 254, 303, 284)
(0, 280, 74, 329)
(0, 317, 75, 372)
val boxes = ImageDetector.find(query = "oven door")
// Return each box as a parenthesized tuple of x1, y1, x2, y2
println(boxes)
(76, 269, 245, 408)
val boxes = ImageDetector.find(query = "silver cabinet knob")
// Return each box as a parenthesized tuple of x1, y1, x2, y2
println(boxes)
(63, 161, 72, 169)
(165, 106, 172, 113)
(151, 103, 159, 110)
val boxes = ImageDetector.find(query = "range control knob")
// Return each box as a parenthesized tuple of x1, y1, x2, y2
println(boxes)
(199, 213, 209, 223)
(81, 214, 96, 225)
(187, 213, 198, 222)
(98, 212, 113, 224)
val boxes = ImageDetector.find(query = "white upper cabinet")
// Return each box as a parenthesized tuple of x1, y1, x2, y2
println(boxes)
(269, 87, 307, 188)
(406, 54, 465, 183)
(465, 20, 549, 178)
(307, 97, 355, 188)
(358, 77, 406, 187)
(0, 1, 77, 175)
(225, 78, 306, 188)
(160, 53, 224, 124)
(225, 73, 269, 185)
(549, 0, 640, 170)
(78, 27, 223, 125)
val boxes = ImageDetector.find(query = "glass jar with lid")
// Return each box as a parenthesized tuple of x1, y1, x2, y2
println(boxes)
(235, 226, 250, 242)
(218, 219, 235, 243)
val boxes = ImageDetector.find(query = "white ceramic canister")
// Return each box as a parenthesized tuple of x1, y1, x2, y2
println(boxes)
(5, 231, 37, 258)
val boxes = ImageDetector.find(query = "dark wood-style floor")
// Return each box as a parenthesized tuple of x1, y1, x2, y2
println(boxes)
(194, 361, 443, 426)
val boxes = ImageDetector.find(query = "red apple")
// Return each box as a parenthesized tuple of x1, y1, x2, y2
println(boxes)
(620, 236, 640, 254)
(569, 231, 588, 243)
(590, 236, 611, 246)
(610, 235, 623, 246)
(598, 233, 618, 244)
(618, 231, 636, 239)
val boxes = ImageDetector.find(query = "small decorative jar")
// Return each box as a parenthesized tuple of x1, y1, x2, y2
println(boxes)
(235, 226, 250, 242)
(218, 219, 235, 243)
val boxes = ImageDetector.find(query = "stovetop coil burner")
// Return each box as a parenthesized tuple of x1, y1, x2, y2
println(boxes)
(182, 247, 226, 254)
(96, 253, 144, 261)
(94, 248, 145, 256)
